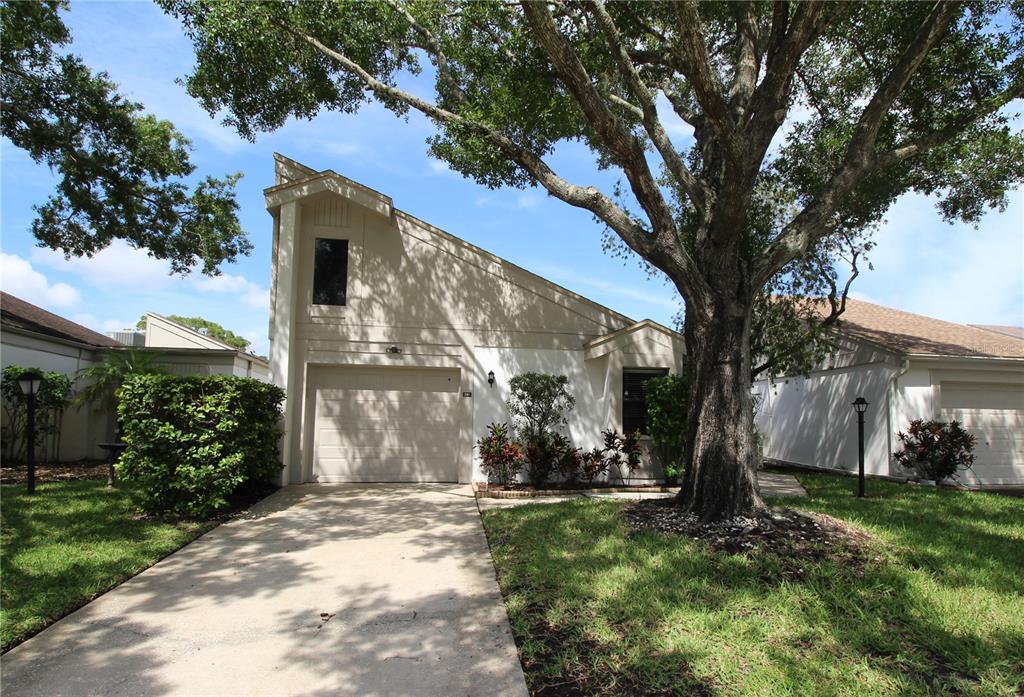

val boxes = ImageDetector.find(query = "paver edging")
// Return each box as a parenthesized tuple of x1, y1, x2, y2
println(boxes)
(473, 483, 678, 499)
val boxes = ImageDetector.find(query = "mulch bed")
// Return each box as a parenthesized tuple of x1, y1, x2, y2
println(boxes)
(0, 463, 109, 485)
(623, 499, 880, 575)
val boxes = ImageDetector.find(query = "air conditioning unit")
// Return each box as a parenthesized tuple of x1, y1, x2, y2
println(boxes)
(106, 330, 145, 346)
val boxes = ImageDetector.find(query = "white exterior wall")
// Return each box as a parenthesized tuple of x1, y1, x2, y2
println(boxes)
(1, 331, 113, 461)
(756, 362, 896, 476)
(755, 346, 1024, 487)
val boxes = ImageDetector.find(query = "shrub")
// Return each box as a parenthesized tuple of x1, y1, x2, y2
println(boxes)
(507, 372, 575, 442)
(1, 365, 73, 463)
(603, 429, 642, 484)
(645, 374, 689, 483)
(893, 419, 976, 482)
(579, 448, 608, 485)
(117, 374, 284, 518)
(556, 441, 584, 484)
(523, 432, 562, 488)
(476, 422, 523, 486)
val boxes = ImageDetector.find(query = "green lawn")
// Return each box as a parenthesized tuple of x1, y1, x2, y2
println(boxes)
(481, 474, 1024, 696)
(1, 480, 211, 651)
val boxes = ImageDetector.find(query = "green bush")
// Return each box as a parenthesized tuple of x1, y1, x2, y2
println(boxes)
(645, 374, 689, 483)
(507, 372, 575, 442)
(117, 374, 284, 518)
(1, 365, 73, 463)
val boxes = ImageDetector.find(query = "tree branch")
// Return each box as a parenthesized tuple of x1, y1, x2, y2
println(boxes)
(753, 1, 960, 286)
(671, 0, 739, 161)
(268, 17, 708, 298)
(586, 0, 708, 213)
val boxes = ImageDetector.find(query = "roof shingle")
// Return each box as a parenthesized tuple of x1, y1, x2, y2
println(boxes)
(830, 299, 1024, 359)
(1, 292, 123, 348)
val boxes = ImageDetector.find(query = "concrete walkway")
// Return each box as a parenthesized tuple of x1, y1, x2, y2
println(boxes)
(1, 485, 528, 697)
(477, 471, 807, 510)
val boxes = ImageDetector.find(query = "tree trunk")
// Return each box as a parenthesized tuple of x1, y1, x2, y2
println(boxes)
(676, 295, 766, 521)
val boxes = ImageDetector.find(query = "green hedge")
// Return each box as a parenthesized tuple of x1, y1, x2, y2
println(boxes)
(117, 374, 285, 518)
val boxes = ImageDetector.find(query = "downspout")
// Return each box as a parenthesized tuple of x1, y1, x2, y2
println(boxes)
(886, 357, 911, 476)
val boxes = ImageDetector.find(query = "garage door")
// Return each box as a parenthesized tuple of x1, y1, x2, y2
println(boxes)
(309, 366, 461, 482)
(940, 382, 1023, 486)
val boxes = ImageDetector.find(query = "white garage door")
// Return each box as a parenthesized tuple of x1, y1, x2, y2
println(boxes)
(309, 366, 461, 482)
(940, 382, 1023, 486)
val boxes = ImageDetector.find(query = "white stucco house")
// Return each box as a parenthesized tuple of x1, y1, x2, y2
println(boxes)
(265, 154, 684, 485)
(754, 299, 1024, 489)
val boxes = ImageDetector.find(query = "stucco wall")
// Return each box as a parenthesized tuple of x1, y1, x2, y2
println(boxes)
(268, 172, 686, 484)
(1, 331, 113, 461)
(755, 362, 896, 476)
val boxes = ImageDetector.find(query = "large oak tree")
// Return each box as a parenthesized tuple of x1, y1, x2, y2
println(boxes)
(1, 0, 248, 275)
(164, 0, 1023, 520)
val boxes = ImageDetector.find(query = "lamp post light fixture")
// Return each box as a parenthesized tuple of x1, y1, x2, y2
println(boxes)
(852, 396, 869, 498)
(17, 369, 44, 495)
(487, 370, 496, 387)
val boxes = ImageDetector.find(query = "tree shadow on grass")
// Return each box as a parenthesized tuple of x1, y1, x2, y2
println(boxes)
(482, 494, 1024, 696)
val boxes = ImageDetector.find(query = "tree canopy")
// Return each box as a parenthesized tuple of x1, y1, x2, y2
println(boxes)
(1, 0, 249, 275)
(135, 314, 251, 351)
(162, 0, 1024, 519)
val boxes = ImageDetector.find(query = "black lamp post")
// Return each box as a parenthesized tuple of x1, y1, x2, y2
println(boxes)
(18, 369, 44, 495)
(852, 396, 869, 498)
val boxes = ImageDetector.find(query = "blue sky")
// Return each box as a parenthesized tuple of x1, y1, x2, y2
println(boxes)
(2, 1, 1022, 357)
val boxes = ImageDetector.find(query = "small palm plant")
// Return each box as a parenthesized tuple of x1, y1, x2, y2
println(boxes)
(76, 349, 167, 439)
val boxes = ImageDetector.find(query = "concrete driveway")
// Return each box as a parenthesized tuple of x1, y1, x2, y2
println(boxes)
(1, 485, 528, 697)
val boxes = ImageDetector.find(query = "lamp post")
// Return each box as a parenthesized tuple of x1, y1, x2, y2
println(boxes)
(17, 369, 44, 495)
(852, 397, 869, 498)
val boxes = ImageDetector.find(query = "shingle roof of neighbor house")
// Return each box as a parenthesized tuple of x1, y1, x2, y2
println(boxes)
(832, 299, 1024, 359)
(1, 292, 123, 348)
(969, 324, 1024, 341)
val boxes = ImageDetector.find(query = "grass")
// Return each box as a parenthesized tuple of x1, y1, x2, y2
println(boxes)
(0, 479, 211, 651)
(480, 474, 1024, 696)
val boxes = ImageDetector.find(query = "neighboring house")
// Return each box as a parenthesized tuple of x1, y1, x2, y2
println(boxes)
(266, 154, 684, 484)
(107, 313, 269, 381)
(753, 299, 1024, 488)
(1, 291, 121, 460)
(1, 293, 272, 463)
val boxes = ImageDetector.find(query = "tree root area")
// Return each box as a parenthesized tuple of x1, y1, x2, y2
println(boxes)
(622, 499, 880, 575)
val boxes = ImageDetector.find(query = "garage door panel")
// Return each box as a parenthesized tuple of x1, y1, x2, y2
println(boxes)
(309, 366, 461, 483)
(940, 381, 1023, 486)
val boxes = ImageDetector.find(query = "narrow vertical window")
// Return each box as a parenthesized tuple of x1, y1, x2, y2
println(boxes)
(313, 238, 348, 306)
(622, 368, 669, 434)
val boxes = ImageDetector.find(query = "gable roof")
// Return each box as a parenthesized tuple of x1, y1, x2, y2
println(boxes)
(584, 319, 685, 358)
(265, 155, 640, 331)
(144, 312, 244, 352)
(829, 299, 1024, 359)
(1, 292, 122, 348)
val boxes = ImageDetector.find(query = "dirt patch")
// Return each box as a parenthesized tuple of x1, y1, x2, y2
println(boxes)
(623, 499, 880, 578)
(1, 462, 109, 485)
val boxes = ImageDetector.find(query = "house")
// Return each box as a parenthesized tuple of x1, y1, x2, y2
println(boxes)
(1, 291, 122, 460)
(1, 294, 271, 462)
(107, 313, 270, 381)
(265, 154, 684, 484)
(753, 299, 1024, 488)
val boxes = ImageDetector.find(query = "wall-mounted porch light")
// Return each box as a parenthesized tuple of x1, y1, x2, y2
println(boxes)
(487, 370, 495, 387)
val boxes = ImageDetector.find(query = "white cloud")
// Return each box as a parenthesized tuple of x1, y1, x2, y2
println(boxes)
(30, 240, 176, 289)
(854, 191, 1024, 327)
(0, 253, 81, 309)
(194, 272, 269, 310)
